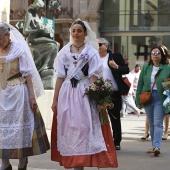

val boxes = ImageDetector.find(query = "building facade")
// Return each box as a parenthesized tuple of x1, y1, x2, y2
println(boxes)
(9, 0, 170, 69)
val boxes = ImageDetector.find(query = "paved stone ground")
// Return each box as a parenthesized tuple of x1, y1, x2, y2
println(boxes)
(8, 114, 170, 170)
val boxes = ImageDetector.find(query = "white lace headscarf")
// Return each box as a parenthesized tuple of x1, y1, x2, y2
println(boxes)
(69, 18, 99, 50)
(0, 22, 44, 98)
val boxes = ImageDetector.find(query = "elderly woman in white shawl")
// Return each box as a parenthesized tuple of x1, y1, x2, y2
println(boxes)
(0, 22, 50, 170)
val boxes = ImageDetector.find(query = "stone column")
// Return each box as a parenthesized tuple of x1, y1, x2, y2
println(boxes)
(76, 12, 100, 38)
(0, 11, 7, 22)
(89, 13, 100, 38)
(57, 18, 73, 45)
(76, 13, 89, 22)
(61, 23, 70, 45)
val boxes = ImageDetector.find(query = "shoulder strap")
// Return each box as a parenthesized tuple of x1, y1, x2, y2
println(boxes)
(150, 70, 161, 92)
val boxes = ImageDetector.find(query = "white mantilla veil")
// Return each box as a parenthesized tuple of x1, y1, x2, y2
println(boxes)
(5, 23, 44, 98)
(69, 18, 99, 50)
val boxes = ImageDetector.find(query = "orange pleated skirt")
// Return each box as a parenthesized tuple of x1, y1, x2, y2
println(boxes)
(51, 111, 118, 168)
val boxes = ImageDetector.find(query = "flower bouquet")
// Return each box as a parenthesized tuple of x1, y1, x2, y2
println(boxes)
(84, 78, 114, 125)
(162, 78, 170, 110)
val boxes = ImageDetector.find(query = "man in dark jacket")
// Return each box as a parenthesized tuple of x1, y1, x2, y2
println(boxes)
(107, 50, 130, 150)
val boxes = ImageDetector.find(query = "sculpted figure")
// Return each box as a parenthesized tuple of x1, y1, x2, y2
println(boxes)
(23, 0, 60, 89)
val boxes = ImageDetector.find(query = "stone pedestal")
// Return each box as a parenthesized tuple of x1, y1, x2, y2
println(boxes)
(41, 74, 56, 90)
(37, 90, 54, 130)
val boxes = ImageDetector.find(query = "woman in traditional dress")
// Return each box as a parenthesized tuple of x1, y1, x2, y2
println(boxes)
(51, 19, 118, 169)
(0, 22, 50, 170)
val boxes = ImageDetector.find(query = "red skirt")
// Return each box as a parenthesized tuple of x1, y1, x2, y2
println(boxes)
(51, 111, 118, 168)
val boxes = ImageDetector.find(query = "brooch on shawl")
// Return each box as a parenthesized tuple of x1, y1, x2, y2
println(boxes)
(73, 54, 89, 67)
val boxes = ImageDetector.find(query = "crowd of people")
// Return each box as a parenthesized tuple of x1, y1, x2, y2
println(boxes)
(0, 17, 170, 170)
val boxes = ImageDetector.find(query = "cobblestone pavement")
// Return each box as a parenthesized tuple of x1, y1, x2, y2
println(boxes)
(9, 114, 170, 170)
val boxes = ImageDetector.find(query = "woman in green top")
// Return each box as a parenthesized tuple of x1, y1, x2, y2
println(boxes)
(136, 45, 170, 157)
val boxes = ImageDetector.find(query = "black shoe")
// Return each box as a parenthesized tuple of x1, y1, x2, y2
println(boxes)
(141, 134, 149, 140)
(115, 145, 121, 150)
(4, 164, 12, 170)
(129, 112, 135, 114)
(162, 133, 168, 140)
(140, 112, 145, 114)
(154, 148, 161, 157)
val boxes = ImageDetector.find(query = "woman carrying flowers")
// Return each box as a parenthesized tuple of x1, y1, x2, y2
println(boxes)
(51, 19, 118, 169)
(136, 44, 170, 157)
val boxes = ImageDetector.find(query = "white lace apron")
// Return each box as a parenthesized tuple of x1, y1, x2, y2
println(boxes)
(55, 43, 107, 156)
(0, 58, 34, 149)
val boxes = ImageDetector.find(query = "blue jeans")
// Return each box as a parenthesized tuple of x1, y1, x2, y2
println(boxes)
(144, 90, 165, 149)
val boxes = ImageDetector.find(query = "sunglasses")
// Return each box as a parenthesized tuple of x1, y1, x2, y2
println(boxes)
(151, 51, 161, 56)
(98, 43, 106, 47)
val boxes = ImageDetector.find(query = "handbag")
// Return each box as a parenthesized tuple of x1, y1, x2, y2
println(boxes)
(113, 72, 131, 95)
(122, 77, 131, 95)
(139, 91, 152, 104)
(139, 70, 160, 104)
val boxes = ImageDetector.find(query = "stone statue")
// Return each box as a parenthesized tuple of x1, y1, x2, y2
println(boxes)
(48, 0, 61, 13)
(23, 0, 60, 89)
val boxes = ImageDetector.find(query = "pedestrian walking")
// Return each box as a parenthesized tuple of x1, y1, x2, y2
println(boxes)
(51, 19, 118, 169)
(97, 37, 130, 150)
(121, 72, 140, 117)
(136, 44, 170, 156)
